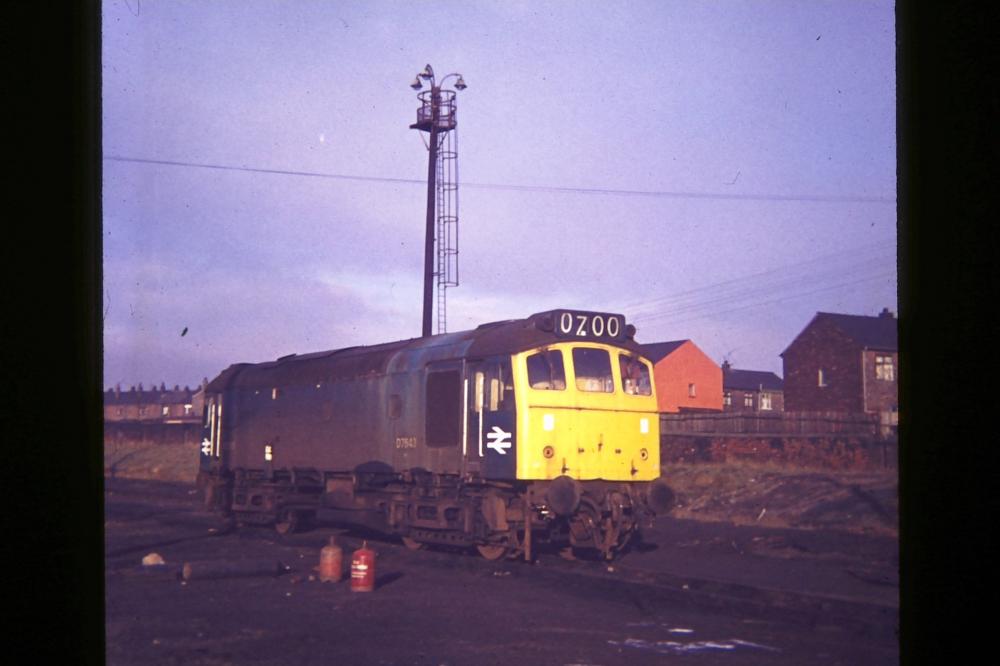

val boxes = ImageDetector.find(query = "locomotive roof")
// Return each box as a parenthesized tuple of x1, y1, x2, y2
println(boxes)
(206, 310, 646, 391)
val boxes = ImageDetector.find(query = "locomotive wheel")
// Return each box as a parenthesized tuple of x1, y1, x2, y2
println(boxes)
(476, 544, 508, 560)
(401, 536, 424, 551)
(274, 509, 300, 536)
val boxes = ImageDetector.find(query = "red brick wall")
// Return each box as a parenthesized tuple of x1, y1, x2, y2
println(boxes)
(782, 318, 863, 412)
(862, 350, 899, 412)
(653, 341, 723, 413)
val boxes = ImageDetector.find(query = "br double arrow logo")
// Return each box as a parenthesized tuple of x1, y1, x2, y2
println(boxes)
(486, 426, 512, 454)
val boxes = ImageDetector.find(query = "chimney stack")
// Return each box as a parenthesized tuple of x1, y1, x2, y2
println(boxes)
(879, 307, 895, 319)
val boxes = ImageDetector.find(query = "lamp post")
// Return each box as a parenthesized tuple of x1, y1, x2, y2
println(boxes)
(409, 64, 467, 337)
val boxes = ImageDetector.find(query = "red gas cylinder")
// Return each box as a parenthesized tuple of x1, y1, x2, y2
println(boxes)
(318, 536, 343, 583)
(350, 540, 376, 592)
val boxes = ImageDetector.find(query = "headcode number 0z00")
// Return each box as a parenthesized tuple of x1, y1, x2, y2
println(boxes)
(556, 311, 623, 340)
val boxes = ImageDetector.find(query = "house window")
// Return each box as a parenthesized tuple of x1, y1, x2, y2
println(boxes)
(818, 368, 828, 387)
(184, 404, 193, 415)
(687, 383, 696, 398)
(138, 406, 146, 416)
(875, 355, 895, 381)
(743, 394, 753, 408)
(162, 406, 170, 417)
(117, 408, 124, 417)
(760, 393, 773, 411)
(723, 392, 731, 406)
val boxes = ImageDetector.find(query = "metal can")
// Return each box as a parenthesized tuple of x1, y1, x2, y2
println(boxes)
(350, 541, 375, 592)
(319, 536, 343, 583)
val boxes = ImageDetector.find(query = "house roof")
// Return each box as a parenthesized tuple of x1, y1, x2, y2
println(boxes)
(640, 340, 688, 363)
(104, 386, 197, 405)
(723, 368, 784, 392)
(781, 310, 898, 355)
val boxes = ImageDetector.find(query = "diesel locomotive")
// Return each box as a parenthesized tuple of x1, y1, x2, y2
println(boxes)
(197, 309, 674, 560)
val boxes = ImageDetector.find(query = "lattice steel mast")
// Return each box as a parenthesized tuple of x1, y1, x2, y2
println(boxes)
(409, 64, 467, 336)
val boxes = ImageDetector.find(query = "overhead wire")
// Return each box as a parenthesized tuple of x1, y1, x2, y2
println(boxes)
(615, 242, 896, 313)
(103, 155, 896, 205)
(104, 154, 898, 326)
(625, 254, 895, 325)
(640, 270, 897, 329)
(628, 254, 893, 316)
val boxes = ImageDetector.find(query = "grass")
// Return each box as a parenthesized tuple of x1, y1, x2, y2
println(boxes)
(101, 442, 898, 536)
(104, 440, 200, 483)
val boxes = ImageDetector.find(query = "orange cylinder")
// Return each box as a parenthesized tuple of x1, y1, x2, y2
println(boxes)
(319, 537, 343, 583)
(350, 540, 375, 592)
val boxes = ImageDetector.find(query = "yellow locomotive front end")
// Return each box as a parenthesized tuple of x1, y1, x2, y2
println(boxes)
(513, 342, 660, 482)
(481, 309, 674, 560)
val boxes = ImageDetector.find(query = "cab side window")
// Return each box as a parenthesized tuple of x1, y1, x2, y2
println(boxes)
(619, 354, 652, 396)
(472, 360, 516, 413)
(526, 350, 566, 390)
(489, 360, 516, 411)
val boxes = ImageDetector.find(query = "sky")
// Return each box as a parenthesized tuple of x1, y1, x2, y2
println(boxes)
(102, 0, 897, 390)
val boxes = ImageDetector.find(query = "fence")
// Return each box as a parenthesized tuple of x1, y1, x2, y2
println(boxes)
(661, 411, 896, 439)
(104, 421, 202, 448)
(659, 410, 897, 470)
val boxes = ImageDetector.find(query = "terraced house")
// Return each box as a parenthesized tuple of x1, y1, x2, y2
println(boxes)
(780, 309, 898, 425)
(721, 361, 784, 412)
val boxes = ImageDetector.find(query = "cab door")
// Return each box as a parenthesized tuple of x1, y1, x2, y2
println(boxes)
(465, 358, 517, 480)
(423, 361, 464, 474)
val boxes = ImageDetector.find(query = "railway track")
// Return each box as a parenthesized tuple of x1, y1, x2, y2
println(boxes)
(106, 478, 896, 639)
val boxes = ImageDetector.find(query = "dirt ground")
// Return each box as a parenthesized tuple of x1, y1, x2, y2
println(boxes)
(103, 477, 899, 666)
(663, 463, 898, 537)
(104, 441, 898, 538)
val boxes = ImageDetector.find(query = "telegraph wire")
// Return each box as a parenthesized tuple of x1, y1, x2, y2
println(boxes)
(103, 155, 896, 205)
(629, 261, 894, 322)
(634, 270, 897, 328)
(624, 255, 893, 318)
(103, 156, 420, 187)
(106, 154, 898, 332)
(615, 242, 896, 313)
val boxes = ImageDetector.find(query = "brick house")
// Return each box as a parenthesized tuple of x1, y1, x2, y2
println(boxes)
(721, 361, 784, 412)
(780, 308, 898, 416)
(104, 383, 203, 424)
(641, 340, 723, 413)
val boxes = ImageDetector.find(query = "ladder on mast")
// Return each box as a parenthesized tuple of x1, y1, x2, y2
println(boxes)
(435, 129, 459, 334)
